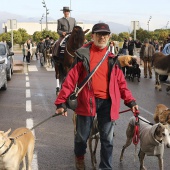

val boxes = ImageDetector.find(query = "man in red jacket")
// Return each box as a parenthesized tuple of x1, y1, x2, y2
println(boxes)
(55, 23, 138, 170)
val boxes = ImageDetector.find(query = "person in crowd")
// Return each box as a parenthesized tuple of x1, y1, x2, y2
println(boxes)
(128, 37, 135, 56)
(54, 23, 138, 170)
(118, 55, 134, 76)
(153, 39, 160, 52)
(166, 34, 170, 43)
(22, 42, 26, 62)
(135, 39, 142, 65)
(108, 41, 118, 55)
(25, 39, 33, 64)
(149, 38, 154, 45)
(31, 42, 38, 60)
(43, 35, 51, 64)
(140, 38, 155, 79)
(54, 6, 76, 58)
(57, 6, 76, 39)
(36, 38, 45, 60)
(122, 38, 128, 55)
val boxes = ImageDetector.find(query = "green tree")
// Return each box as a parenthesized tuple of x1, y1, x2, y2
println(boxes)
(18, 28, 29, 44)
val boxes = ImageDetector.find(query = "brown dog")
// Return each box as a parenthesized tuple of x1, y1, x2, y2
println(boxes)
(0, 127, 35, 170)
(154, 104, 170, 124)
(120, 116, 170, 170)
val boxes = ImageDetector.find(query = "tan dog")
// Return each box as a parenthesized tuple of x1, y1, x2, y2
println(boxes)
(154, 104, 170, 124)
(120, 116, 170, 170)
(0, 127, 35, 170)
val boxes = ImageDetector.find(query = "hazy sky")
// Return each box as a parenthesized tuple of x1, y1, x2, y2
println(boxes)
(1, 0, 170, 31)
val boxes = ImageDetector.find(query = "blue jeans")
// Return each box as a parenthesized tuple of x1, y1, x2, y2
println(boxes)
(74, 98, 115, 170)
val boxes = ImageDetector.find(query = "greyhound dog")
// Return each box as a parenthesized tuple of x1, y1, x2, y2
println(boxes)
(120, 116, 170, 170)
(0, 127, 35, 170)
(154, 104, 170, 125)
(72, 113, 99, 170)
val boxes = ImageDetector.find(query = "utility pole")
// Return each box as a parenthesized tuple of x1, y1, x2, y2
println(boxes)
(42, 0, 49, 30)
(147, 16, 152, 32)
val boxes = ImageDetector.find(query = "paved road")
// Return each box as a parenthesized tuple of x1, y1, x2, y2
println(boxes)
(0, 54, 170, 170)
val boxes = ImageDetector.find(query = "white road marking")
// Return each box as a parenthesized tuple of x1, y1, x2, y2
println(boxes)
(26, 119, 38, 170)
(26, 82, 30, 87)
(26, 89, 31, 98)
(26, 100, 32, 112)
(25, 73, 28, 76)
(26, 76, 29, 81)
(28, 65, 38, 72)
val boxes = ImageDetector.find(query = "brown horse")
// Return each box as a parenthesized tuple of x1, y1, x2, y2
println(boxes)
(152, 52, 170, 91)
(52, 26, 89, 94)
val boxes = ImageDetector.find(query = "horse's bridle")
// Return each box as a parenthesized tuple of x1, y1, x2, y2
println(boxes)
(65, 42, 76, 58)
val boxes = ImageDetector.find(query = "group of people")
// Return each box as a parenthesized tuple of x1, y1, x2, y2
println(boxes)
(22, 35, 54, 65)
(54, 6, 138, 170)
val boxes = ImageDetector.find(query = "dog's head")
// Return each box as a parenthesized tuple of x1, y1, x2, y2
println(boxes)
(155, 123, 170, 148)
(0, 129, 11, 148)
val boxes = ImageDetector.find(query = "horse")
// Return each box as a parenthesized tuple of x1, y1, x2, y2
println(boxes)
(52, 26, 89, 95)
(152, 52, 170, 91)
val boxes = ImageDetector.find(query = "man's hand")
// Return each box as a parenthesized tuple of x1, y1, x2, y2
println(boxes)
(56, 108, 67, 117)
(132, 105, 138, 113)
(62, 32, 66, 36)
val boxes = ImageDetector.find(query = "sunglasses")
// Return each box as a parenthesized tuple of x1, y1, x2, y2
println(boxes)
(96, 32, 110, 37)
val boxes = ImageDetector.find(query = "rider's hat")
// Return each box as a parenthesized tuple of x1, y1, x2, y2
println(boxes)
(60, 7, 72, 11)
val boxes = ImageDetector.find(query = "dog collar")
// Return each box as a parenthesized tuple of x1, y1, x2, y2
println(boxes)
(0, 138, 14, 156)
(0, 141, 6, 149)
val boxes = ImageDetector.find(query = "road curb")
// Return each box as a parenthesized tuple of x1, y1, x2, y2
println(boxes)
(13, 60, 24, 73)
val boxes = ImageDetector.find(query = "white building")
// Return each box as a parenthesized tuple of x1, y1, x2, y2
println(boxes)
(4, 21, 93, 35)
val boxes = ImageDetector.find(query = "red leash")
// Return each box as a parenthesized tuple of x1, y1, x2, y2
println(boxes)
(119, 109, 140, 145)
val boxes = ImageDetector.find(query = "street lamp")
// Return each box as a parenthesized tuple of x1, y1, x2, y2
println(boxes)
(166, 21, 169, 29)
(39, 14, 44, 31)
(147, 16, 152, 32)
(42, 0, 49, 30)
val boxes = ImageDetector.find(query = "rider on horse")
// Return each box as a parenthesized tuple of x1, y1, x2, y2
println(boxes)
(54, 6, 77, 58)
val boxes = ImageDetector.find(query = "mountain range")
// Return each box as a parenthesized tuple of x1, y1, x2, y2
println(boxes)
(0, 11, 130, 34)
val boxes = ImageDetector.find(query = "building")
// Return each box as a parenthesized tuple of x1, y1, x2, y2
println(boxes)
(3, 21, 93, 35)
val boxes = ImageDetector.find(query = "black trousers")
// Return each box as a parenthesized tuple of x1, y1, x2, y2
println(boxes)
(26, 52, 31, 63)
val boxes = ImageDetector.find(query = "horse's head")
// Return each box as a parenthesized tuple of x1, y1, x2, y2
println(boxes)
(68, 26, 86, 51)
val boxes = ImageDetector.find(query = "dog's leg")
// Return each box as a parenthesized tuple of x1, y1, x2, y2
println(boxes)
(93, 135, 99, 167)
(27, 141, 35, 170)
(138, 149, 146, 170)
(157, 155, 164, 170)
(21, 157, 26, 170)
(88, 138, 95, 170)
(120, 123, 134, 162)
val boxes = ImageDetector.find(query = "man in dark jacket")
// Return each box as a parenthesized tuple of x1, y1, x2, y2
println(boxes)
(55, 23, 138, 170)
(140, 38, 155, 78)
(128, 37, 135, 55)
(57, 6, 76, 38)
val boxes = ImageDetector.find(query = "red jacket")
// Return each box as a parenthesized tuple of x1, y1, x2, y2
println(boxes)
(55, 43, 136, 121)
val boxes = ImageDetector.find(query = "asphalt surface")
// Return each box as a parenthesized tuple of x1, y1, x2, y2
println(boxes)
(0, 54, 170, 170)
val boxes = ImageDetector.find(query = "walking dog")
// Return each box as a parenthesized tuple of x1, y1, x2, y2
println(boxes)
(126, 58, 141, 82)
(72, 113, 99, 170)
(120, 116, 170, 170)
(0, 127, 35, 170)
(154, 104, 170, 124)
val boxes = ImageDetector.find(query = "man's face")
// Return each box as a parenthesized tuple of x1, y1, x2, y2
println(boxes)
(92, 32, 110, 49)
(63, 10, 70, 17)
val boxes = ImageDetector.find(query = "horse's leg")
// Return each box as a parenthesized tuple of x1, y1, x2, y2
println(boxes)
(157, 74, 162, 91)
(54, 62, 60, 96)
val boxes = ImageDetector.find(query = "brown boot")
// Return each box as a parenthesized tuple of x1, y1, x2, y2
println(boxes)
(75, 156, 85, 170)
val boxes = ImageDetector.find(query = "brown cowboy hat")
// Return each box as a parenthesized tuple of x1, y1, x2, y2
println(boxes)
(60, 6, 72, 11)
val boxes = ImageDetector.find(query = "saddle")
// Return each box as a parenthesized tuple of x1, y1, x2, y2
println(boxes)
(52, 35, 69, 59)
